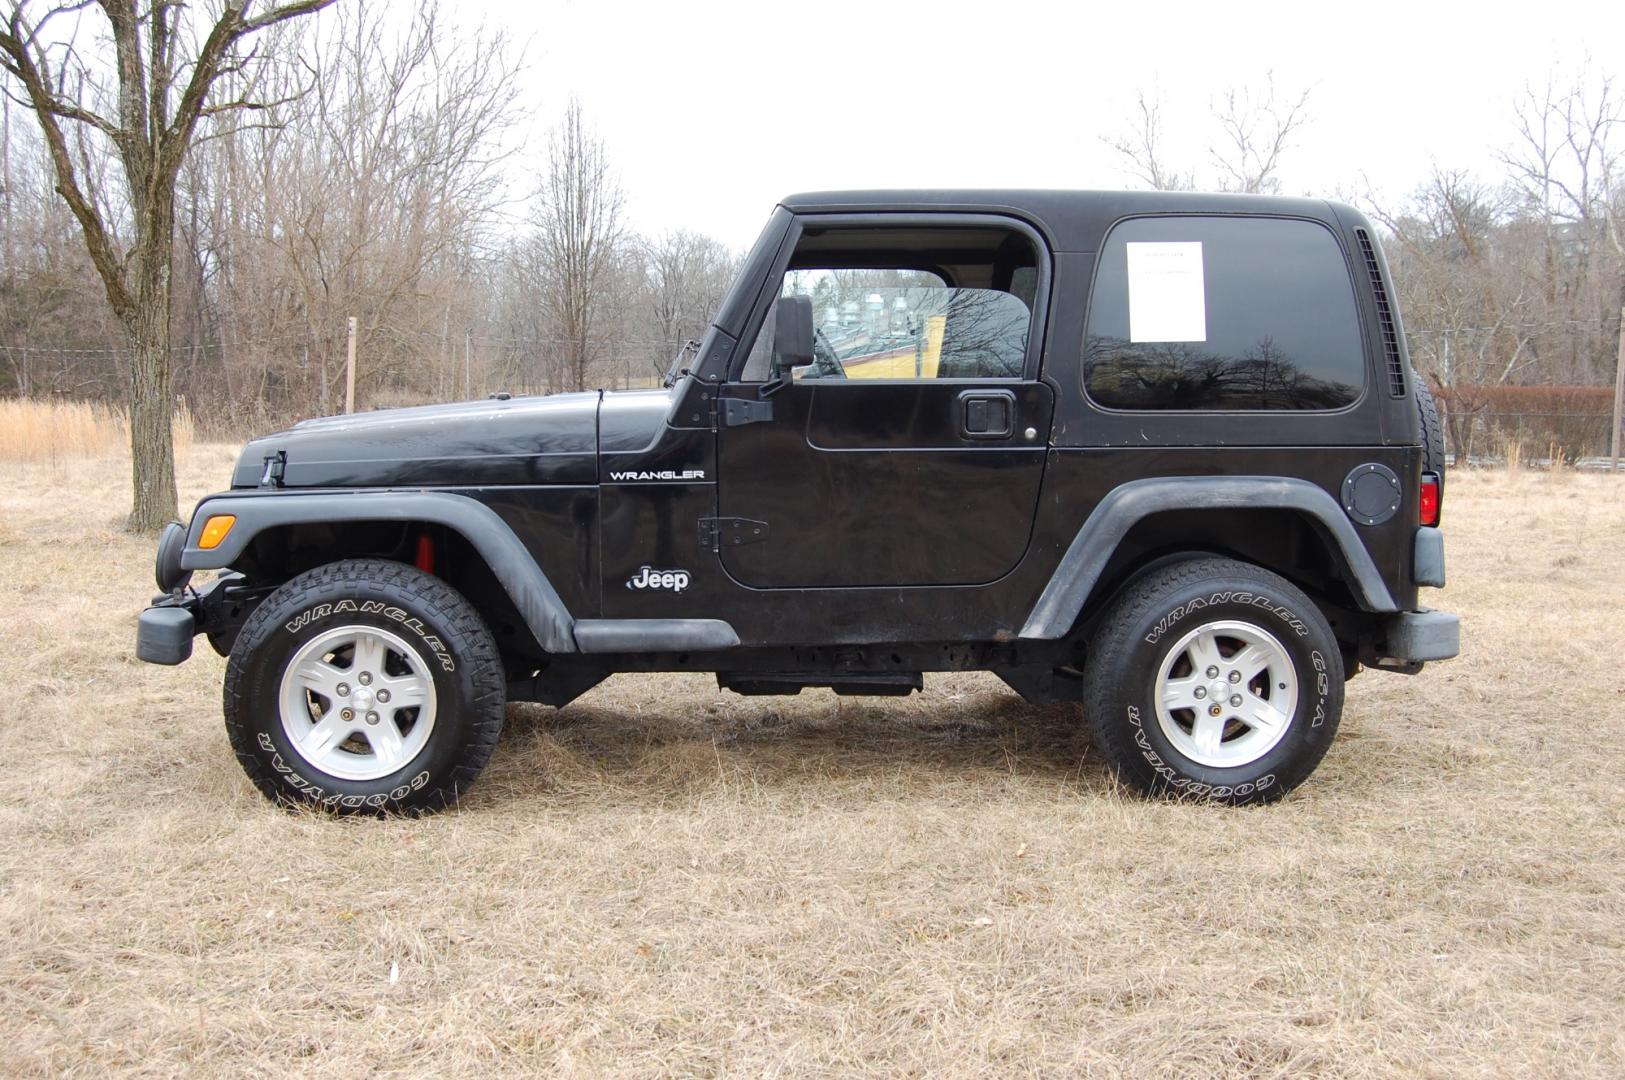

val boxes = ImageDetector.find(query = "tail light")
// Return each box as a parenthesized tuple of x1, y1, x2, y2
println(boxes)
(1419, 474, 1440, 527)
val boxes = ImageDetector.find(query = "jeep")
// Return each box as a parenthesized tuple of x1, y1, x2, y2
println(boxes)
(137, 190, 1459, 813)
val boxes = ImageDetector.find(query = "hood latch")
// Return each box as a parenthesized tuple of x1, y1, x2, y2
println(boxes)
(259, 450, 287, 489)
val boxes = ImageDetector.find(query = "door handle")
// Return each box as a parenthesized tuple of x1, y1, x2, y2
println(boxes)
(958, 389, 1016, 439)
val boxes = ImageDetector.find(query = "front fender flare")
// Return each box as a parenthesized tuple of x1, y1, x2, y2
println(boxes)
(180, 490, 576, 654)
(1019, 476, 1398, 641)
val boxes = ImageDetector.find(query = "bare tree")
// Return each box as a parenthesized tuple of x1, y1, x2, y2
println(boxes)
(641, 229, 735, 374)
(1371, 170, 1540, 455)
(1104, 75, 1311, 197)
(1103, 90, 1194, 192)
(1500, 68, 1622, 251)
(1210, 74, 1312, 195)
(1493, 68, 1625, 387)
(531, 99, 625, 393)
(0, 0, 333, 530)
(192, 0, 521, 414)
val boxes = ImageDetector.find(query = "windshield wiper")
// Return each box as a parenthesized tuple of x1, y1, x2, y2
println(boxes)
(662, 339, 702, 388)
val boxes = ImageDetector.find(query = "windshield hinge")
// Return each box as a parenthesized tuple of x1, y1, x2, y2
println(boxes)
(698, 517, 769, 553)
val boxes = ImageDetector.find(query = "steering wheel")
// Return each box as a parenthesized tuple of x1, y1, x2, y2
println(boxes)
(807, 327, 846, 379)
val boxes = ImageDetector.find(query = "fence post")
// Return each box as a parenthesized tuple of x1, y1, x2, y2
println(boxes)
(344, 316, 357, 414)
(1612, 305, 1624, 472)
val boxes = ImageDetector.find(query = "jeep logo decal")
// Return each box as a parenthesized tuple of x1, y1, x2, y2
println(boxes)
(626, 565, 690, 592)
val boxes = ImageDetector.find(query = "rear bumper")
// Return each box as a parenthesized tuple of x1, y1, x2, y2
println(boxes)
(1364, 607, 1460, 673)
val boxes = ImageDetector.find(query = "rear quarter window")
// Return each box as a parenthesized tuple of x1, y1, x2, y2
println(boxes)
(1083, 216, 1365, 411)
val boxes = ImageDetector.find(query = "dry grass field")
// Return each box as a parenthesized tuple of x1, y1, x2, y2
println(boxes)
(2, 433, 1624, 1077)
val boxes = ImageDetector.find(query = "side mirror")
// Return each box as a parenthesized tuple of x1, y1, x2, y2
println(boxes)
(772, 295, 815, 377)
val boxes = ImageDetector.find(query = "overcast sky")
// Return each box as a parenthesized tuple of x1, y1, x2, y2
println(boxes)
(465, 0, 1624, 248)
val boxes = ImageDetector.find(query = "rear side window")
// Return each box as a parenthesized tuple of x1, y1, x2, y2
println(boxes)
(1083, 216, 1365, 411)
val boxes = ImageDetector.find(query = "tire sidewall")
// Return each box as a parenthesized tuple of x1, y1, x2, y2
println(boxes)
(1113, 580, 1342, 801)
(231, 578, 480, 812)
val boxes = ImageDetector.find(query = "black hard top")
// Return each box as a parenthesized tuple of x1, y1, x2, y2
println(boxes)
(778, 189, 1367, 252)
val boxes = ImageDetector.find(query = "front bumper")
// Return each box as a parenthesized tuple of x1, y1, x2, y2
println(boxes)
(136, 601, 196, 665)
(135, 575, 247, 666)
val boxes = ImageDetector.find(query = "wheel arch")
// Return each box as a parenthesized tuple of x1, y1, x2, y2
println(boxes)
(180, 492, 576, 655)
(1020, 476, 1398, 643)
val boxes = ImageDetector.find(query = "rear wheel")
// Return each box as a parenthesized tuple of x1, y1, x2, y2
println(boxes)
(1083, 557, 1343, 804)
(224, 559, 505, 815)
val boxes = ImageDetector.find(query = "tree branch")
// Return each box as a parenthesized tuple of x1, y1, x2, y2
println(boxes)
(0, 4, 134, 315)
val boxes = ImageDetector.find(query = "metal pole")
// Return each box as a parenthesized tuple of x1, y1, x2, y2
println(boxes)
(1612, 305, 1624, 471)
(344, 316, 357, 414)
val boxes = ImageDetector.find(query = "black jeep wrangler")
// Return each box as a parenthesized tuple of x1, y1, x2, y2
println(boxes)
(138, 190, 1459, 813)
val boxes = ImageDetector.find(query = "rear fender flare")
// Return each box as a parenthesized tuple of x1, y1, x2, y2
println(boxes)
(1019, 476, 1398, 641)
(180, 491, 576, 653)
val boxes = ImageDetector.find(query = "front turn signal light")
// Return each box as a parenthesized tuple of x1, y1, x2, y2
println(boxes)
(197, 514, 237, 550)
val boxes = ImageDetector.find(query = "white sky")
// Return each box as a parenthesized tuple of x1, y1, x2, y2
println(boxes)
(465, 0, 1625, 248)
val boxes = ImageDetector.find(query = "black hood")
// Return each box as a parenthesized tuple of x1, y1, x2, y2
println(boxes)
(231, 391, 642, 489)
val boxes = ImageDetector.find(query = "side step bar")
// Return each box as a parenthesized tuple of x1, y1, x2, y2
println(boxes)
(717, 671, 923, 697)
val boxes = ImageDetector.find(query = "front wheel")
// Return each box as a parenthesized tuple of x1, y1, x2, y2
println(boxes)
(223, 559, 506, 815)
(1083, 557, 1343, 804)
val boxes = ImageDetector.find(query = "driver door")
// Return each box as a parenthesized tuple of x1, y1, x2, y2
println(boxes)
(714, 217, 1053, 590)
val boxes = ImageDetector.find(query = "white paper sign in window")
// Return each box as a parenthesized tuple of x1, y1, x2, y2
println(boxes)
(1126, 241, 1206, 343)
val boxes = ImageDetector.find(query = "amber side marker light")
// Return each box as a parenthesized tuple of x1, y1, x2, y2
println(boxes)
(1419, 475, 1440, 527)
(197, 514, 237, 550)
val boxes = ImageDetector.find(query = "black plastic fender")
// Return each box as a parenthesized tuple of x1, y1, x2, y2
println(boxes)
(179, 490, 577, 654)
(1019, 476, 1399, 641)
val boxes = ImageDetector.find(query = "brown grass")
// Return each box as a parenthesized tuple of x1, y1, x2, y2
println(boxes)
(0, 397, 194, 463)
(2, 448, 1623, 1077)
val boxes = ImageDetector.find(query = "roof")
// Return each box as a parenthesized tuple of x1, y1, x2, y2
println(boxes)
(778, 189, 1363, 251)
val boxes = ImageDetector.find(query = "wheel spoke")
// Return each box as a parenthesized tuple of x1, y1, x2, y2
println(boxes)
(378, 673, 430, 709)
(350, 632, 388, 677)
(1240, 693, 1289, 736)
(300, 709, 352, 758)
(1161, 675, 1204, 711)
(1192, 712, 1226, 757)
(366, 716, 405, 765)
(1187, 629, 1223, 674)
(1231, 643, 1273, 681)
(292, 658, 344, 699)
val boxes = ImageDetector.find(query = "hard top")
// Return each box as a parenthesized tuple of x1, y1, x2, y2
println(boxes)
(778, 189, 1365, 252)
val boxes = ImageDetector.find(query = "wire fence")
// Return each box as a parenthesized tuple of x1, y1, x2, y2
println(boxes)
(1441, 409, 1619, 466)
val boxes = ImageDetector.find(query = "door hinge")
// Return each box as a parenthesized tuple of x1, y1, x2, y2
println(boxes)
(721, 397, 773, 427)
(259, 450, 286, 488)
(699, 516, 769, 552)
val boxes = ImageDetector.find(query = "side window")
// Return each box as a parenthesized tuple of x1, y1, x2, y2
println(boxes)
(1083, 216, 1365, 410)
(782, 269, 1027, 381)
(738, 223, 1040, 382)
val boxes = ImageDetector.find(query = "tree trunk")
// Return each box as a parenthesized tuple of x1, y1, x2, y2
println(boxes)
(125, 258, 179, 532)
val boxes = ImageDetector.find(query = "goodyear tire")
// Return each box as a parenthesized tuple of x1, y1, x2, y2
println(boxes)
(1083, 557, 1343, 805)
(224, 559, 505, 815)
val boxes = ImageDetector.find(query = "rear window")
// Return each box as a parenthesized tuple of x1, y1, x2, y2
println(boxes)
(1083, 216, 1365, 411)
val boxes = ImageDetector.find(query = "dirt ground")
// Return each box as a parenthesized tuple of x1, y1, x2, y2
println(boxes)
(2, 446, 1622, 1077)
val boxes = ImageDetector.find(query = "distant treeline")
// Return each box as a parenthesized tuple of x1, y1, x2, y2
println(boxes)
(2, 15, 1621, 430)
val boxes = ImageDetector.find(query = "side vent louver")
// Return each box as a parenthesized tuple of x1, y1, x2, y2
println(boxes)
(1356, 228, 1407, 397)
